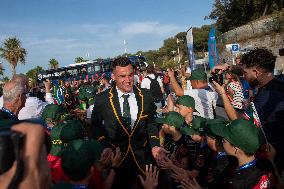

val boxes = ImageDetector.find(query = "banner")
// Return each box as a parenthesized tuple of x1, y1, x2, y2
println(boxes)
(186, 27, 196, 70)
(208, 27, 218, 69)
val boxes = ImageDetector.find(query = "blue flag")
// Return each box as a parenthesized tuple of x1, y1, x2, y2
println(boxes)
(186, 27, 196, 70)
(208, 27, 218, 69)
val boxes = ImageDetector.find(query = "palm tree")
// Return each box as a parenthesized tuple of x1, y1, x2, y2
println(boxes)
(0, 37, 27, 76)
(49, 58, 59, 69)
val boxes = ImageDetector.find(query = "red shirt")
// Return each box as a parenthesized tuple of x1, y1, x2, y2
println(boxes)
(47, 154, 64, 183)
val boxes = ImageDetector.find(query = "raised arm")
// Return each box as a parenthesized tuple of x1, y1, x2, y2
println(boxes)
(168, 69, 184, 97)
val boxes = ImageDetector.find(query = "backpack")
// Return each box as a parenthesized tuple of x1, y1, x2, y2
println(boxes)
(146, 76, 163, 102)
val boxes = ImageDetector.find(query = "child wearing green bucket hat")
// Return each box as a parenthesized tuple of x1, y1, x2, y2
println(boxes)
(159, 95, 196, 147)
(41, 104, 68, 134)
(53, 139, 122, 189)
(189, 118, 238, 189)
(175, 119, 237, 189)
(155, 111, 200, 188)
(48, 120, 85, 183)
(175, 95, 196, 123)
(52, 139, 102, 189)
(209, 118, 278, 188)
(167, 116, 212, 187)
(182, 118, 278, 189)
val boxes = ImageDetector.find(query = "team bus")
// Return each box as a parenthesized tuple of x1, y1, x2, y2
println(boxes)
(37, 56, 146, 82)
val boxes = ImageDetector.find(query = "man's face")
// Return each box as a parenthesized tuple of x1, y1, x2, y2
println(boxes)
(112, 64, 134, 93)
(242, 65, 258, 88)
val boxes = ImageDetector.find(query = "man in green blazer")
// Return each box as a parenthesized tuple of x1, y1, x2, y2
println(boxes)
(92, 57, 164, 188)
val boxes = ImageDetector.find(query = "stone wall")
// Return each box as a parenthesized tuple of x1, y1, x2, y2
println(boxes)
(219, 16, 284, 73)
(222, 17, 274, 43)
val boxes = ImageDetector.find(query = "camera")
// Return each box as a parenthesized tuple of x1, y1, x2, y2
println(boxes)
(209, 69, 223, 85)
(0, 127, 25, 174)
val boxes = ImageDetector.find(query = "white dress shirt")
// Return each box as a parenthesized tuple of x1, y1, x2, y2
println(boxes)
(116, 87, 138, 128)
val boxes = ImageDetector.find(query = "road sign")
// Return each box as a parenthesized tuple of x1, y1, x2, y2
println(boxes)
(231, 44, 239, 53)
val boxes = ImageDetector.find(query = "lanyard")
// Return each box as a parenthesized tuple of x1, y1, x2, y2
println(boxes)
(215, 151, 226, 159)
(73, 185, 88, 189)
(2, 107, 18, 120)
(237, 159, 257, 171)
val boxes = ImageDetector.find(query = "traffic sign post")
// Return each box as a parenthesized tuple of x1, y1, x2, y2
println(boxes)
(231, 44, 239, 53)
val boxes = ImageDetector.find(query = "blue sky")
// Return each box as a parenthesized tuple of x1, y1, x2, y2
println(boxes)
(0, 0, 214, 77)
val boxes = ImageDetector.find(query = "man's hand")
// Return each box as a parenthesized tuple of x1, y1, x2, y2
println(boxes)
(138, 164, 159, 189)
(167, 68, 175, 79)
(211, 81, 226, 95)
(211, 63, 229, 74)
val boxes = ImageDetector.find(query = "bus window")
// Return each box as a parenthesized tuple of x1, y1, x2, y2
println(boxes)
(94, 64, 101, 72)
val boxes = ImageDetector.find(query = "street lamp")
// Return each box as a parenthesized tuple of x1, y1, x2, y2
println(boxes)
(123, 40, 127, 56)
(177, 38, 184, 63)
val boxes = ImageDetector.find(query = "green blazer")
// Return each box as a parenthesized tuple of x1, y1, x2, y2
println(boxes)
(91, 86, 159, 174)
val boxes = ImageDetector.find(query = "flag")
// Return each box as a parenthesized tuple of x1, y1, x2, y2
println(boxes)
(186, 27, 196, 70)
(243, 103, 261, 127)
(208, 27, 218, 69)
(243, 102, 268, 144)
(52, 80, 66, 105)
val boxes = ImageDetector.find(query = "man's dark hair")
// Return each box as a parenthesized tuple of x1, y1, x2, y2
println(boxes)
(111, 57, 132, 70)
(241, 48, 276, 72)
(146, 64, 155, 74)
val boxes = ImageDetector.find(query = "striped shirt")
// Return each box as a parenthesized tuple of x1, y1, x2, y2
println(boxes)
(226, 81, 244, 109)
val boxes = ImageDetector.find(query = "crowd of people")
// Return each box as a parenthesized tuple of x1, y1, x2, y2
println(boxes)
(0, 47, 284, 189)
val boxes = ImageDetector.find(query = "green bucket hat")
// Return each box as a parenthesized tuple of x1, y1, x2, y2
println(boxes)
(156, 111, 185, 129)
(188, 68, 207, 81)
(204, 118, 229, 140)
(42, 104, 67, 122)
(176, 95, 195, 109)
(61, 139, 103, 181)
(209, 118, 262, 154)
(181, 116, 207, 136)
(50, 120, 84, 156)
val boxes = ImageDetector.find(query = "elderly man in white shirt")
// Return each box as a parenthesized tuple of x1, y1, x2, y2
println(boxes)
(0, 75, 54, 120)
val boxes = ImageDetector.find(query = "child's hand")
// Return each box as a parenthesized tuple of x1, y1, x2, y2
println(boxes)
(138, 164, 159, 189)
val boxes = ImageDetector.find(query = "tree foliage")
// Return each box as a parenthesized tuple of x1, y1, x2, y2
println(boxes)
(49, 58, 59, 69)
(74, 56, 85, 63)
(135, 26, 211, 69)
(207, 0, 284, 32)
(0, 37, 27, 76)
(26, 66, 43, 84)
